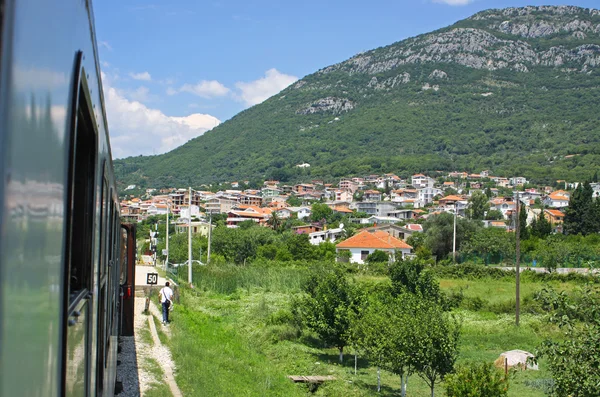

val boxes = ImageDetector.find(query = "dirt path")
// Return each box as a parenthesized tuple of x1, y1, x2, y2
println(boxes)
(117, 295, 182, 396)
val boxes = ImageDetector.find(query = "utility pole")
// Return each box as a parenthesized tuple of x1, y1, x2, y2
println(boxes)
(453, 202, 457, 263)
(188, 187, 192, 285)
(207, 210, 212, 264)
(515, 191, 521, 326)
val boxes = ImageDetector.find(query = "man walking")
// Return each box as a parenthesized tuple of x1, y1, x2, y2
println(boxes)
(159, 281, 174, 325)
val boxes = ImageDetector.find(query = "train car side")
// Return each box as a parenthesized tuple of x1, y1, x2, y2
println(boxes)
(0, 0, 134, 396)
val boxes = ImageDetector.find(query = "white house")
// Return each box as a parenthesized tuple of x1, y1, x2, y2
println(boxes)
(179, 205, 200, 219)
(288, 206, 311, 219)
(418, 187, 442, 205)
(411, 174, 435, 188)
(336, 230, 412, 264)
(147, 203, 169, 216)
(544, 190, 570, 208)
(309, 226, 344, 245)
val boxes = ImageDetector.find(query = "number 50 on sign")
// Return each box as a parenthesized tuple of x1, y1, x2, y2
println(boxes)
(147, 273, 158, 285)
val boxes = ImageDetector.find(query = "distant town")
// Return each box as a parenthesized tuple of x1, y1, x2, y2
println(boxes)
(120, 170, 597, 264)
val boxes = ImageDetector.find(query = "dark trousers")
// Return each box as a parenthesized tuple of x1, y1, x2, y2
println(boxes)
(162, 301, 170, 323)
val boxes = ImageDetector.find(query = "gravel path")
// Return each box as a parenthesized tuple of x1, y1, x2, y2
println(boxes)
(117, 295, 181, 396)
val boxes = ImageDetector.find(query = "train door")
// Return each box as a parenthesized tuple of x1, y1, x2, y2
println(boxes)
(62, 69, 97, 396)
(120, 224, 136, 336)
(96, 175, 109, 393)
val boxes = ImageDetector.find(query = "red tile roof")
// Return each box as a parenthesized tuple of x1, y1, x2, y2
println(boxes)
(337, 231, 412, 250)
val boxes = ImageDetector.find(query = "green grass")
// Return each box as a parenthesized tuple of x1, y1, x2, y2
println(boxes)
(144, 357, 172, 397)
(158, 267, 580, 396)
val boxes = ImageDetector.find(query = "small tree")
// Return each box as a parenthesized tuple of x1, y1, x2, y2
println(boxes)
(298, 266, 356, 363)
(413, 304, 461, 397)
(389, 258, 440, 302)
(444, 361, 509, 397)
(468, 191, 490, 220)
(366, 250, 390, 264)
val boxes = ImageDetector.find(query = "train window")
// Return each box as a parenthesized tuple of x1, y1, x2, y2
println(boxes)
(100, 177, 108, 278)
(65, 77, 97, 304)
(120, 227, 128, 284)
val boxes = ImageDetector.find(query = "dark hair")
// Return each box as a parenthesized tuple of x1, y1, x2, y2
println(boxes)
(165, 282, 170, 287)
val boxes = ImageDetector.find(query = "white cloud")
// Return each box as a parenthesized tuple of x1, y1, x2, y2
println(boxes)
(130, 71, 152, 81)
(104, 82, 220, 158)
(178, 80, 230, 98)
(100, 41, 113, 51)
(235, 68, 297, 107)
(432, 0, 474, 5)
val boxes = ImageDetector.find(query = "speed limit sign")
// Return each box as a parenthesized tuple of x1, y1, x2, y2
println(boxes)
(146, 273, 158, 285)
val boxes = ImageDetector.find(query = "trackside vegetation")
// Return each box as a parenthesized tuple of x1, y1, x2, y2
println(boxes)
(158, 260, 599, 397)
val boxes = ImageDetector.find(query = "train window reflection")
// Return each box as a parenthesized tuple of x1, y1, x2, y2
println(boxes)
(66, 82, 97, 303)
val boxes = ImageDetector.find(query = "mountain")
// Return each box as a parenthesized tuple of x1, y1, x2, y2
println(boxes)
(115, 6, 600, 188)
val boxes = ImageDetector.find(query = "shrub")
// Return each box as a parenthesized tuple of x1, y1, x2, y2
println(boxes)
(444, 361, 509, 397)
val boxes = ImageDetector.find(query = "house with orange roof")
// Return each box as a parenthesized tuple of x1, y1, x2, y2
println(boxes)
(363, 189, 382, 201)
(226, 206, 273, 228)
(544, 209, 565, 225)
(336, 230, 412, 264)
(544, 190, 570, 208)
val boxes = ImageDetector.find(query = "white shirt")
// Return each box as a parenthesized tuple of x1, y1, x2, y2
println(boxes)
(160, 286, 173, 303)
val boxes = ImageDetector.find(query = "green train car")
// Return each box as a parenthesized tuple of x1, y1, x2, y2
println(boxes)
(0, 0, 136, 395)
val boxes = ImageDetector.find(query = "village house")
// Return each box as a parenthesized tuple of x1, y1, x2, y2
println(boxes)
(489, 197, 516, 219)
(261, 186, 281, 198)
(353, 201, 399, 217)
(544, 190, 570, 208)
(226, 206, 273, 228)
(509, 177, 528, 186)
(418, 186, 443, 205)
(309, 226, 345, 245)
(205, 196, 238, 214)
(336, 230, 412, 264)
(175, 220, 213, 237)
(294, 183, 316, 194)
(411, 174, 435, 188)
(339, 178, 359, 193)
(364, 224, 418, 241)
(390, 189, 418, 203)
(239, 194, 262, 207)
(363, 189, 382, 202)
(544, 209, 565, 230)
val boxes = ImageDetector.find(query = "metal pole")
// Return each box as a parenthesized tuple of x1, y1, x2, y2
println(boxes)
(515, 191, 521, 326)
(453, 202, 457, 263)
(188, 187, 192, 285)
(207, 211, 212, 264)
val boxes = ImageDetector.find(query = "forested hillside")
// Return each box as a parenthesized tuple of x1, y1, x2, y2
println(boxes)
(115, 6, 600, 188)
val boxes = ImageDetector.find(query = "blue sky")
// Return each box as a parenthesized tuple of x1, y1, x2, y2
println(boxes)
(95, 0, 599, 158)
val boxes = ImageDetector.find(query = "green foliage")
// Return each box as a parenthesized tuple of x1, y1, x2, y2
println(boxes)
(114, 9, 600, 189)
(389, 259, 440, 301)
(444, 362, 509, 397)
(563, 182, 600, 236)
(297, 266, 358, 361)
(366, 250, 390, 264)
(462, 227, 515, 263)
(310, 202, 333, 223)
(530, 210, 552, 239)
(468, 191, 490, 220)
(424, 213, 482, 260)
(534, 286, 600, 397)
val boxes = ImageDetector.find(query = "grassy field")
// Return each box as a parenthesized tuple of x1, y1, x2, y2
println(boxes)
(157, 266, 585, 396)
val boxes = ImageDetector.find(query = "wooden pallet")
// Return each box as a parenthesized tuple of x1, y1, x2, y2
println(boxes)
(287, 375, 336, 384)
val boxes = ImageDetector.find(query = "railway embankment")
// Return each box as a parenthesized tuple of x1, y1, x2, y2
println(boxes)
(117, 266, 181, 396)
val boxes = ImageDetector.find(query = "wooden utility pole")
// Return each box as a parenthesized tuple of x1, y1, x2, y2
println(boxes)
(515, 191, 521, 326)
